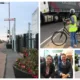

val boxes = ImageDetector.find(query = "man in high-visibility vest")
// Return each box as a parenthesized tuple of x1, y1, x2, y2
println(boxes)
(67, 9, 78, 48)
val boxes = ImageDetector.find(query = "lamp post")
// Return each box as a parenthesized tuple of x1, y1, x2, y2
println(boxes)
(8, 2, 10, 44)
(0, 2, 11, 44)
(28, 23, 31, 49)
(14, 18, 16, 52)
(4, 18, 16, 52)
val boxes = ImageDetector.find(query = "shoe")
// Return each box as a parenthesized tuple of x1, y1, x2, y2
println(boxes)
(68, 46, 73, 48)
(74, 45, 77, 48)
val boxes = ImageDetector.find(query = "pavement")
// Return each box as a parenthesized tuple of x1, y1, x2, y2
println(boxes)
(0, 43, 21, 78)
(42, 40, 65, 48)
(75, 71, 80, 78)
(41, 34, 80, 48)
(75, 66, 80, 78)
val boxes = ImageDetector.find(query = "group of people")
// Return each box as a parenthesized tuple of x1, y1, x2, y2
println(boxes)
(40, 54, 73, 78)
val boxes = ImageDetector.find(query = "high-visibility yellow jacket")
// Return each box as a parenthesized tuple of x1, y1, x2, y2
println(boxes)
(69, 15, 78, 32)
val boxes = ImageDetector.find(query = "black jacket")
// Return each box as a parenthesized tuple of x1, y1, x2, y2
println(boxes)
(40, 62, 55, 78)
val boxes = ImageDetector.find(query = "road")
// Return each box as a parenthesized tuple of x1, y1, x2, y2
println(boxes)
(41, 22, 80, 48)
(0, 43, 6, 78)
(0, 43, 6, 51)
(41, 22, 64, 43)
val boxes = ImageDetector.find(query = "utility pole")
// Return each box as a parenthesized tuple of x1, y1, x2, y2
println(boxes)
(28, 23, 31, 49)
(14, 18, 16, 52)
(8, 2, 11, 44)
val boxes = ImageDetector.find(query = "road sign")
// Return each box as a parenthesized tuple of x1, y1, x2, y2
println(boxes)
(4, 18, 15, 21)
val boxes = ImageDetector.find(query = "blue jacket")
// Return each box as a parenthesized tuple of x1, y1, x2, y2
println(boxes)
(58, 61, 73, 78)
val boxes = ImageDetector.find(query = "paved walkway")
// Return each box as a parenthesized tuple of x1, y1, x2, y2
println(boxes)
(0, 43, 21, 78)
(75, 71, 80, 78)
(43, 40, 65, 48)
(42, 35, 80, 48)
(3, 49, 21, 78)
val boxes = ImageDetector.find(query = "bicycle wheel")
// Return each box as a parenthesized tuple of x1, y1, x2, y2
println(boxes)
(51, 31, 67, 46)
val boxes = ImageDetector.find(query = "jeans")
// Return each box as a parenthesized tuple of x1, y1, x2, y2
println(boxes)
(70, 32, 77, 47)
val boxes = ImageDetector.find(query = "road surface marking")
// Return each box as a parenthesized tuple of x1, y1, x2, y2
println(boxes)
(40, 28, 63, 46)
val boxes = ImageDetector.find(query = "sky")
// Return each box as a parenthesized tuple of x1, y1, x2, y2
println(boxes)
(75, 50, 80, 54)
(0, 2, 38, 40)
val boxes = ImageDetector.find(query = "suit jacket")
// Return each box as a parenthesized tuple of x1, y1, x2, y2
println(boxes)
(58, 61, 73, 78)
(40, 62, 55, 78)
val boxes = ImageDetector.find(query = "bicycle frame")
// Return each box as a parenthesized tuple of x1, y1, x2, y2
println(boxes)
(62, 21, 70, 36)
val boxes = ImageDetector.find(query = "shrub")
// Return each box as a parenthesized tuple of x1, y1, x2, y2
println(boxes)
(14, 49, 38, 78)
(75, 66, 79, 71)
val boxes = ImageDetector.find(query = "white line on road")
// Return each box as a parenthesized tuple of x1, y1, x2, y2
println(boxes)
(40, 28, 63, 46)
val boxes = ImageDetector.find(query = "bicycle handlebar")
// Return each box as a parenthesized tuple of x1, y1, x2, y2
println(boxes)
(62, 18, 70, 26)
(63, 18, 70, 22)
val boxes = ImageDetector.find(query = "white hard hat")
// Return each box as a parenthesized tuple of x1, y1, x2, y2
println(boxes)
(70, 8, 75, 14)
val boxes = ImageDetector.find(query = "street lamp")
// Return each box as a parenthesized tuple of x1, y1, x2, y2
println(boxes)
(0, 2, 10, 44)
(4, 18, 16, 52)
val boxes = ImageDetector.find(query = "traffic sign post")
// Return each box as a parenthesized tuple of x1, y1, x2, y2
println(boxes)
(4, 18, 15, 21)
(4, 18, 16, 52)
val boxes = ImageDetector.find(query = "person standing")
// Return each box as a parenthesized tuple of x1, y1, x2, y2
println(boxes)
(67, 9, 78, 48)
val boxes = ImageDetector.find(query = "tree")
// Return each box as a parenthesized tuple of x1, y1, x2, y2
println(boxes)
(75, 53, 79, 64)
(0, 39, 2, 43)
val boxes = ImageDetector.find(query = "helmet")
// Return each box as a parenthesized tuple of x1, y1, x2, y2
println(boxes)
(70, 9, 75, 14)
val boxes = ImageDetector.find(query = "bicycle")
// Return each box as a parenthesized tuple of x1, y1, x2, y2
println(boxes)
(51, 19, 80, 46)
